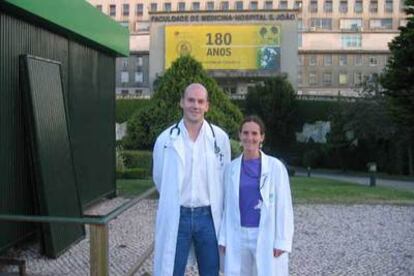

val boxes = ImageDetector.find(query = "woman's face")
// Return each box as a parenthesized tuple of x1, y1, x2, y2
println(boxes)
(239, 121, 265, 154)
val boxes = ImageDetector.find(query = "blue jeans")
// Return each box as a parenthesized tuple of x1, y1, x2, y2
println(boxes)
(173, 206, 219, 276)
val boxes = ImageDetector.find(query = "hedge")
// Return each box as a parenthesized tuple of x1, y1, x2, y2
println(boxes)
(121, 150, 152, 171)
(116, 168, 148, 179)
(116, 99, 150, 123)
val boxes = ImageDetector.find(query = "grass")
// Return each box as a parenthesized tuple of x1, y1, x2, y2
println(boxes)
(291, 176, 414, 204)
(117, 179, 158, 198)
(116, 177, 414, 205)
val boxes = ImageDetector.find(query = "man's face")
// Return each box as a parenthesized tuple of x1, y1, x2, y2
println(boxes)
(180, 87, 209, 124)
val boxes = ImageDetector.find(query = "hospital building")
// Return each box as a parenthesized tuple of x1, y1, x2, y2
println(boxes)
(87, 0, 408, 98)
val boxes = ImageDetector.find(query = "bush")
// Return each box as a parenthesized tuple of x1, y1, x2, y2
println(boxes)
(230, 139, 242, 159)
(125, 55, 243, 150)
(116, 99, 150, 123)
(121, 150, 152, 171)
(116, 168, 148, 179)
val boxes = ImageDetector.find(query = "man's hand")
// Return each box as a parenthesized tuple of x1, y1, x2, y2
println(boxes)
(273, 249, 285, 257)
(219, 245, 226, 254)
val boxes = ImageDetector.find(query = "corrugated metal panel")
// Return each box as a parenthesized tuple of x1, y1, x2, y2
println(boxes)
(68, 42, 116, 206)
(20, 55, 84, 258)
(1, 0, 129, 56)
(0, 12, 116, 255)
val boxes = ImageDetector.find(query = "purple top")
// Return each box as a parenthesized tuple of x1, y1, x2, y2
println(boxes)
(239, 157, 262, 227)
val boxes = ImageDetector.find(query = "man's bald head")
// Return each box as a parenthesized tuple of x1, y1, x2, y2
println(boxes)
(182, 83, 209, 101)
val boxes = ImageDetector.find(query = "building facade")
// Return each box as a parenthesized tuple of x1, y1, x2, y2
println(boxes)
(88, 0, 408, 97)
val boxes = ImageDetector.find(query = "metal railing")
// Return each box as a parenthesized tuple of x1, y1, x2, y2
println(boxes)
(0, 187, 157, 276)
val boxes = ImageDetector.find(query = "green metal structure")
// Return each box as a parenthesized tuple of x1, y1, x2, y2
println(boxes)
(0, 0, 129, 256)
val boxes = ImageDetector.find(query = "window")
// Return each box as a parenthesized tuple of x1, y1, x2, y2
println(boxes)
(370, 18, 393, 29)
(96, 5, 102, 11)
(309, 0, 318, 12)
(192, 2, 200, 11)
(121, 90, 128, 96)
(298, 55, 304, 66)
(136, 4, 144, 15)
(121, 71, 129, 83)
(264, 1, 273, 9)
(339, 55, 348, 66)
(339, 72, 348, 85)
(341, 34, 362, 48)
(309, 72, 318, 85)
(206, 1, 215, 10)
(354, 72, 363, 85)
(109, 4, 116, 16)
(150, 3, 157, 12)
(324, 0, 333, 12)
(164, 3, 171, 11)
(310, 18, 332, 30)
(339, 0, 348, 13)
(354, 55, 362, 65)
(250, 1, 258, 10)
(178, 2, 186, 11)
(135, 72, 143, 83)
(324, 55, 332, 65)
(354, 0, 363, 13)
(221, 1, 229, 10)
(122, 4, 129, 16)
(309, 55, 317, 66)
(298, 71, 303, 85)
(323, 72, 332, 86)
(385, 0, 393, 12)
(340, 19, 363, 30)
(400, 0, 406, 11)
(279, 1, 288, 9)
(119, 21, 129, 28)
(294, 1, 303, 9)
(137, 57, 143, 67)
(369, 56, 378, 66)
(135, 89, 143, 96)
(370, 0, 378, 12)
(235, 1, 243, 10)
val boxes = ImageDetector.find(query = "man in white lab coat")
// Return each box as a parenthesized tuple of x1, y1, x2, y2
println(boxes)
(152, 83, 231, 276)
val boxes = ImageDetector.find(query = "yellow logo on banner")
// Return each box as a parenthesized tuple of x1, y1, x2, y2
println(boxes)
(165, 25, 281, 70)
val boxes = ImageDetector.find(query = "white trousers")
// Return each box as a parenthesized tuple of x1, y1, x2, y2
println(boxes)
(240, 227, 289, 276)
(240, 227, 259, 276)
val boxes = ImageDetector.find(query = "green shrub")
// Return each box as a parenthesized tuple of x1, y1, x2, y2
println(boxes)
(230, 139, 242, 159)
(125, 55, 243, 150)
(116, 168, 148, 179)
(121, 150, 152, 171)
(116, 99, 149, 123)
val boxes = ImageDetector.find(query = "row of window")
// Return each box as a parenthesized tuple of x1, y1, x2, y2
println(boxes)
(299, 71, 378, 86)
(299, 54, 386, 66)
(303, 18, 400, 31)
(98, 0, 406, 16)
(308, 0, 401, 14)
(120, 71, 145, 84)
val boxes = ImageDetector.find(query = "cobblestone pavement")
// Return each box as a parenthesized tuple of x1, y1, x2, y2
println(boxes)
(1, 201, 413, 276)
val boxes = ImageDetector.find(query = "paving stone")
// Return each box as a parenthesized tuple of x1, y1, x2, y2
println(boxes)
(1, 201, 413, 275)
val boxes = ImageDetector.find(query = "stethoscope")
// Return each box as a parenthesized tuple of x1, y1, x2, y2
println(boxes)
(167, 121, 223, 163)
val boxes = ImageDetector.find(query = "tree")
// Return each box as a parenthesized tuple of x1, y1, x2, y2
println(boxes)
(381, 0, 414, 174)
(124, 55, 243, 149)
(245, 76, 297, 158)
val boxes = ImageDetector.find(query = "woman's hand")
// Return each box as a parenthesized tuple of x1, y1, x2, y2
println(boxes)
(273, 248, 285, 257)
(219, 245, 226, 254)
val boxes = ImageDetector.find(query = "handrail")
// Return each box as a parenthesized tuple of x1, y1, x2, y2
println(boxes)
(0, 187, 157, 225)
(0, 186, 158, 276)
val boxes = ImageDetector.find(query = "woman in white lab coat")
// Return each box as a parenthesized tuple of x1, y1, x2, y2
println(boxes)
(219, 115, 294, 276)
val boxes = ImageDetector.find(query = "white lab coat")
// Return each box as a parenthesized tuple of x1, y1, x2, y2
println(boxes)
(219, 152, 294, 276)
(152, 120, 231, 276)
